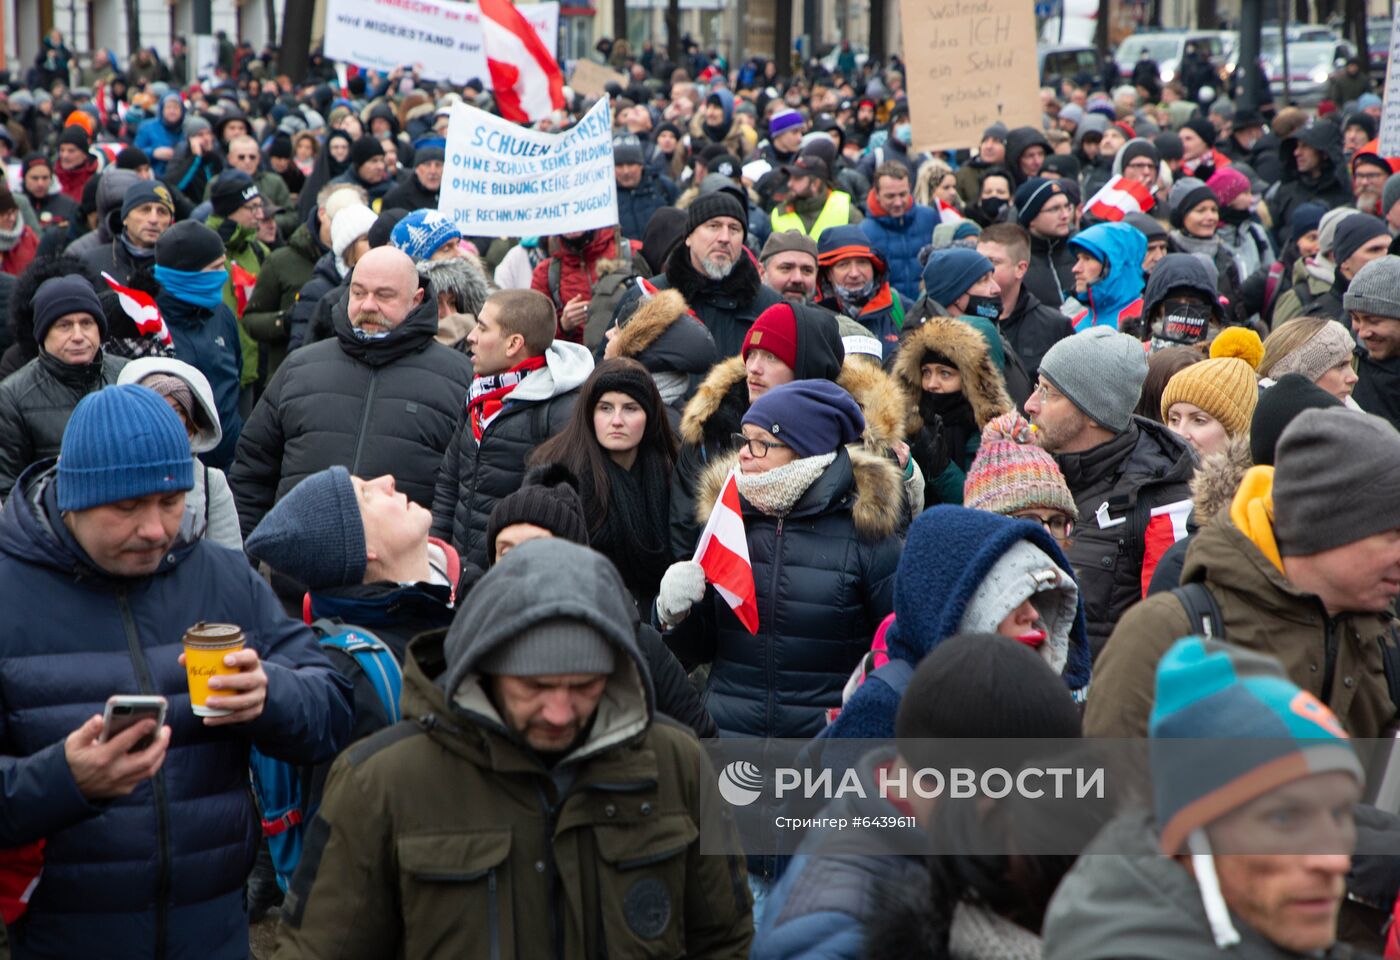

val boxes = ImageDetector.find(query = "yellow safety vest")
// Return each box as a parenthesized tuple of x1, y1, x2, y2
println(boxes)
(769, 190, 853, 242)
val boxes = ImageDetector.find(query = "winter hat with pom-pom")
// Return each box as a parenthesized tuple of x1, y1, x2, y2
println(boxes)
(1209, 325, 1264, 370)
(1160, 351, 1260, 437)
(963, 413, 1078, 519)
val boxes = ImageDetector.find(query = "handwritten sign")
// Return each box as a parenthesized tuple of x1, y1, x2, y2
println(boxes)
(897, 0, 1041, 152)
(570, 60, 627, 99)
(323, 0, 559, 86)
(1379, 5, 1400, 155)
(440, 98, 618, 238)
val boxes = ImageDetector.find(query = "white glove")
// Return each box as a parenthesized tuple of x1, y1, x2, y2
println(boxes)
(657, 561, 707, 627)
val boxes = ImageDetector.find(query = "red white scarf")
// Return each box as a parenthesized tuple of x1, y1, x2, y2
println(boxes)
(467, 356, 547, 439)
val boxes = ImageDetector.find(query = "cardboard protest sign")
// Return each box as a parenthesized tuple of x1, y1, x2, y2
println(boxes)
(570, 60, 627, 99)
(324, 0, 558, 86)
(440, 98, 619, 238)
(897, 0, 1041, 152)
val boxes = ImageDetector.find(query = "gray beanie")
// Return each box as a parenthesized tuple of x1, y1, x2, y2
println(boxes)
(1385, 173, 1400, 218)
(1343, 255, 1400, 319)
(244, 466, 366, 589)
(183, 115, 211, 137)
(1274, 408, 1400, 556)
(442, 539, 646, 699)
(1038, 326, 1148, 433)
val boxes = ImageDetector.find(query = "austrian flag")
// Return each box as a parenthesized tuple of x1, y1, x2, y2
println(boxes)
(479, 0, 566, 124)
(693, 467, 759, 634)
(101, 272, 171, 346)
(1140, 499, 1194, 595)
(1086, 175, 1155, 222)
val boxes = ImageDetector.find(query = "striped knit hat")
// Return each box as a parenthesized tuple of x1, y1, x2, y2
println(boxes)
(963, 413, 1077, 518)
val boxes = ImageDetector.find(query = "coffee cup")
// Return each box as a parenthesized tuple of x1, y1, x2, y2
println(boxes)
(183, 622, 245, 717)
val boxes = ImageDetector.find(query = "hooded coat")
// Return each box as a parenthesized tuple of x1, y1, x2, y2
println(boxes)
(823, 506, 1092, 741)
(605, 287, 719, 418)
(1068, 222, 1148, 332)
(891, 316, 1015, 506)
(859, 194, 939, 304)
(430, 340, 595, 569)
(0, 347, 126, 498)
(116, 355, 242, 551)
(274, 560, 752, 959)
(0, 462, 352, 959)
(1266, 122, 1354, 237)
(817, 228, 906, 361)
(230, 277, 475, 538)
(665, 446, 905, 738)
(287, 250, 341, 351)
(616, 168, 682, 241)
(133, 97, 186, 178)
(160, 287, 244, 471)
(1004, 127, 1052, 187)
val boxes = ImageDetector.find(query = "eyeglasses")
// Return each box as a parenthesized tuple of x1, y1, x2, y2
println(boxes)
(1019, 514, 1075, 538)
(731, 433, 788, 458)
(1032, 380, 1063, 404)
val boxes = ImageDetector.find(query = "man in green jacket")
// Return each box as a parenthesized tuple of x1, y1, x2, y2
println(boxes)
(206, 134, 298, 238)
(275, 538, 754, 960)
(205, 169, 270, 392)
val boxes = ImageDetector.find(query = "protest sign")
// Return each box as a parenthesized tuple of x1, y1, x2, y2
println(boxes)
(897, 0, 1041, 152)
(1378, 5, 1400, 154)
(440, 97, 618, 238)
(323, 0, 558, 86)
(570, 60, 627, 98)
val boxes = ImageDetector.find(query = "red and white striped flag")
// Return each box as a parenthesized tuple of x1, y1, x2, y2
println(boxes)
(1140, 499, 1193, 596)
(479, 0, 566, 124)
(693, 467, 759, 634)
(230, 262, 257, 318)
(1086, 175, 1155, 222)
(102, 272, 171, 345)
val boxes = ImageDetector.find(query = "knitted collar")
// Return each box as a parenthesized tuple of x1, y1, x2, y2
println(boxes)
(734, 452, 835, 517)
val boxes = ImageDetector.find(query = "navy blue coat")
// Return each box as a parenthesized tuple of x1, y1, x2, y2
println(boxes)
(616, 172, 681, 241)
(859, 202, 939, 304)
(160, 293, 244, 471)
(0, 463, 354, 959)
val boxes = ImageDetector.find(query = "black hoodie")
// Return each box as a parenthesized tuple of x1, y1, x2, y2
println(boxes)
(1004, 126, 1052, 187)
(1266, 121, 1353, 236)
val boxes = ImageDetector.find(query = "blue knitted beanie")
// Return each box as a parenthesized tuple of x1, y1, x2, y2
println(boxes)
(391, 208, 461, 262)
(244, 466, 367, 589)
(921, 248, 994, 309)
(57, 385, 194, 511)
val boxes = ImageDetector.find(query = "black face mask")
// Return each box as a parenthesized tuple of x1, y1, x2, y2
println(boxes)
(1158, 298, 1212, 343)
(978, 197, 1008, 220)
(964, 293, 1003, 320)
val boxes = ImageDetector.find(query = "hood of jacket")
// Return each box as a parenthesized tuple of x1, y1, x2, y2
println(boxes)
(330, 273, 439, 366)
(695, 444, 904, 542)
(287, 217, 327, 263)
(1279, 121, 1348, 193)
(1044, 809, 1325, 960)
(884, 504, 1091, 689)
(510, 339, 595, 403)
(1073, 114, 1109, 152)
(608, 287, 719, 377)
(1006, 127, 1052, 185)
(116, 355, 222, 454)
(1143, 252, 1224, 322)
(365, 101, 400, 137)
(891, 315, 1014, 431)
(418, 254, 490, 318)
(1189, 434, 1252, 528)
(158, 91, 184, 131)
(1069, 222, 1148, 316)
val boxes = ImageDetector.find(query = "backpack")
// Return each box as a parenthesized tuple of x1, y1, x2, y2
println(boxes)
(1172, 582, 1224, 638)
(546, 228, 652, 350)
(249, 620, 403, 891)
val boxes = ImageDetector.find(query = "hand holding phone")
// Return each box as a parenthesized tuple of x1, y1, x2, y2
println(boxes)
(66, 698, 170, 801)
(100, 695, 167, 752)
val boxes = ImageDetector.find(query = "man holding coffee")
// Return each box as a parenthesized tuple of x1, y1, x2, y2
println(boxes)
(0, 385, 353, 958)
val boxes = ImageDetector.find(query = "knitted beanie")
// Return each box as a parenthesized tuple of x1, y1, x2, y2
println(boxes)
(32, 275, 107, 344)
(390, 208, 461, 262)
(1038, 326, 1148, 433)
(1384, 173, 1400, 217)
(1210, 325, 1264, 368)
(1149, 635, 1362, 855)
(921, 248, 995, 310)
(115, 146, 150, 171)
(331, 204, 378, 261)
(244, 466, 367, 589)
(349, 136, 384, 170)
(1159, 356, 1259, 437)
(1265, 319, 1356, 383)
(1206, 167, 1251, 208)
(182, 115, 211, 137)
(743, 302, 799, 369)
(1331, 213, 1389, 267)
(1167, 177, 1216, 230)
(1343, 254, 1400, 318)
(368, 208, 410, 249)
(1317, 206, 1357, 257)
(587, 358, 660, 417)
(963, 413, 1078, 518)
(56, 385, 194, 511)
(208, 170, 259, 218)
(1181, 117, 1217, 152)
(120, 179, 175, 221)
(769, 108, 804, 137)
(1013, 177, 1069, 228)
(1288, 201, 1327, 242)
(57, 125, 89, 151)
(1274, 407, 1400, 556)
(1249, 374, 1342, 467)
(155, 219, 225, 271)
(686, 190, 747, 238)
(486, 463, 590, 564)
(741, 379, 865, 458)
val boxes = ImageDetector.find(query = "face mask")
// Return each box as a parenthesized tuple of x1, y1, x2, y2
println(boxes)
(154, 264, 227, 310)
(979, 197, 1008, 219)
(834, 279, 876, 303)
(1159, 299, 1212, 343)
(964, 293, 1002, 320)
(894, 123, 912, 145)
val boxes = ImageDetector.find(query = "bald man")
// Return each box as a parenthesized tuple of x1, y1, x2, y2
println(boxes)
(229, 245, 476, 538)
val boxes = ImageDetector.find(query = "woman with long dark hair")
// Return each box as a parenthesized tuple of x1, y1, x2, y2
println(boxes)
(531, 358, 678, 608)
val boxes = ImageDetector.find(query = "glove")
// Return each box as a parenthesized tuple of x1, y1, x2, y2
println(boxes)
(911, 416, 950, 478)
(657, 560, 707, 628)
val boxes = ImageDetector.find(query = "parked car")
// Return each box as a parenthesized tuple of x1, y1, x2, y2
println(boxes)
(1368, 16, 1392, 78)
(1040, 44, 1100, 88)
(1266, 40, 1356, 104)
(1114, 30, 1231, 84)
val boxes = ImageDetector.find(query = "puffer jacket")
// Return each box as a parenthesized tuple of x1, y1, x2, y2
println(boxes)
(1266, 122, 1353, 236)
(616, 169, 681, 240)
(1024, 230, 1075, 310)
(664, 446, 904, 738)
(0, 349, 125, 497)
(859, 194, 939, 304)
(429, 340, 594, 569)
(1045, 810, 1371, 959)
(1086, 506, 1400, 739)
(0, 462, 353, 960)
(287, 250, 341, 351)
(160, 291, 244, 471)
(229, 276, 474, 538)
(1056, 417, 1194, 657)
(275, 625, 752, 958)
(242, 216, 325, 378)
(1067, 222, 1147, 332)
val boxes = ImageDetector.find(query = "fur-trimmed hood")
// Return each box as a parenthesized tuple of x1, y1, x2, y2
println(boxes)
(892, 316, 1014, 430)
(1190, 434, 1252, 526)
(694, 445, 904, 542)
(608, 288, 718, 376)
(419, 255, 492, 317)
(679, 353, 908, 452)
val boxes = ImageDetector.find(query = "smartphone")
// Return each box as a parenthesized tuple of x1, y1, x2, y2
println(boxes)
(100, 695, 167, 752)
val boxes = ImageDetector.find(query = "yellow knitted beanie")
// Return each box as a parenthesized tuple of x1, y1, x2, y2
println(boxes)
(1160, 356, 1260, 437)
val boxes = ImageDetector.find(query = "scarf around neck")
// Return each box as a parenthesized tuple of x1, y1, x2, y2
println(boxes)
(735, 451, 836, 517)
(1170, 228, 1220, 258)
(467, 355, 547, 439)
(0, 217, 24, 251)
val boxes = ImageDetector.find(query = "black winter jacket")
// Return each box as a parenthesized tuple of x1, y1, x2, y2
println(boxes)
(1024, 231, 1075, 309)
(380, 172, 439, 213)
(999, 285, 1075, 381)
(614, 243, 784, 358)
(1056, 417, 1194, 657)
(429, 340, 594, 569)
(664, 447, 904, 738)
(1266, 122, 1353, 236)
(0, 350, 125, 497)
(616, 171, 680, 241)
(287, 251, 341, 351)
(78, 220, 157, 286)
(229, 280, 474, 537)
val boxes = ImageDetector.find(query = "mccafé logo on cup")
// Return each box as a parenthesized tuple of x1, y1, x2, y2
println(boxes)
(183, 622, 245, 717)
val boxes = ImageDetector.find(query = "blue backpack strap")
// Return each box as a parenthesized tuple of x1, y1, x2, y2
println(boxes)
(866, 658, 915, 698)
(311, 619, 404, 726)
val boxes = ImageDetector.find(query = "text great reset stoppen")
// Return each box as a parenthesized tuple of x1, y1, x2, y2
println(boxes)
(440, 97, 619, 237)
